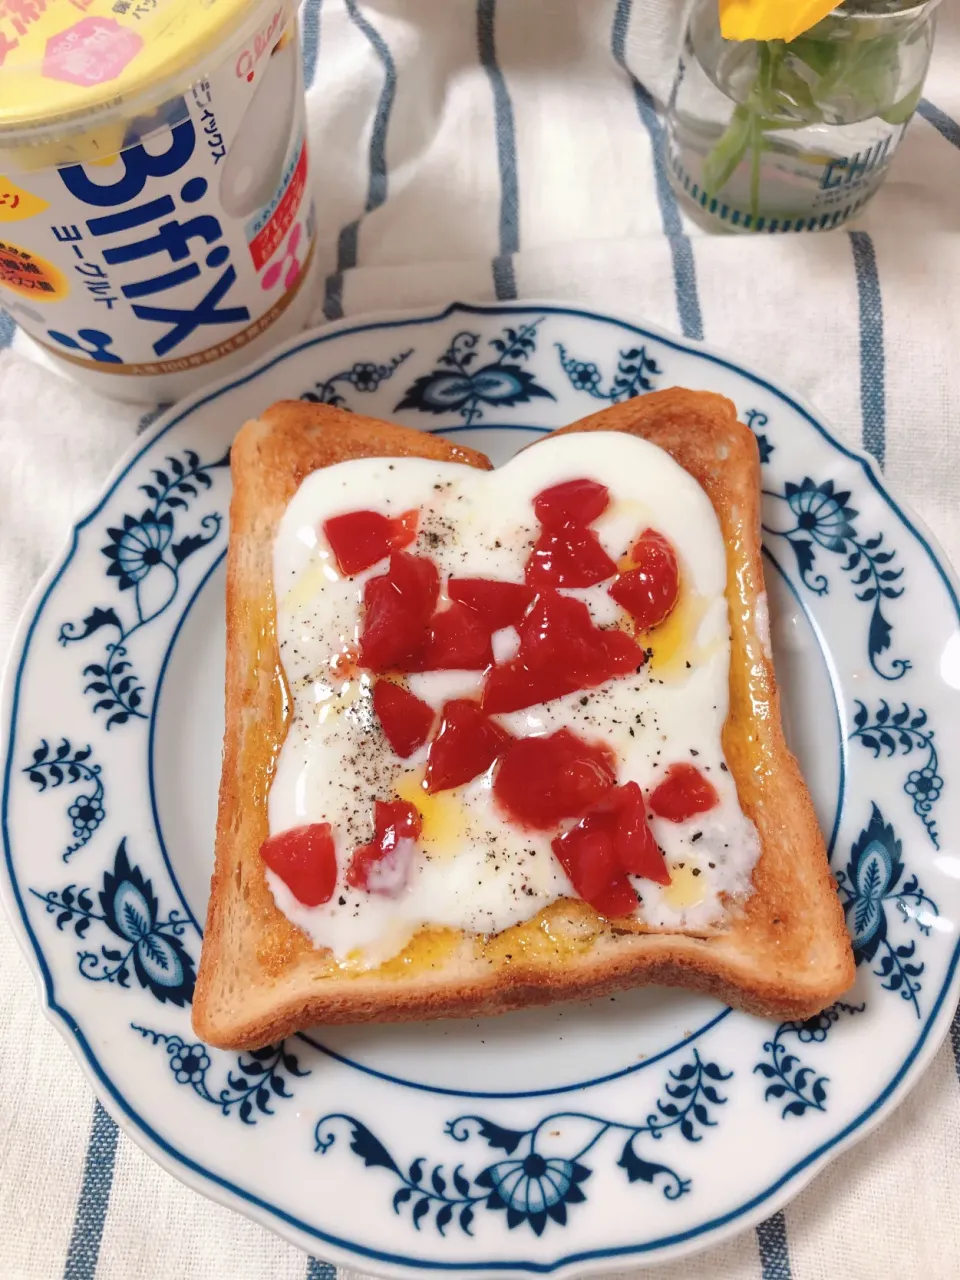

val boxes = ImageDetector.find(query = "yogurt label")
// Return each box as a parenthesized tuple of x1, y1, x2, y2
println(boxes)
(0, 11, 315, 386)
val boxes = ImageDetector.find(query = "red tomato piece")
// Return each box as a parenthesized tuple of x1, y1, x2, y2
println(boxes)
(260, 823, 338, 906)
(590, 875, 643, 919)
(552, 821, 618, 899)
(359, 552, 440, 673)
(649, 762, 720, 823)
(482, 590, 644, 714)
(533, 478, 610, 528)
(347, 800, 422, 895)
(373, 681, 435, 758)
(493, 728, 616, 830)
(608, 528, 680, 630)
(407, 603, 494, 672)
(525, 526, 617, 589)
(447, 578, 535, 631)
(551, 780, 668, 907)
(551, 823, 639, 918)
(424, 700, 510, 793)
(604, 782, 671, 883)
(323, 509, 419, 575)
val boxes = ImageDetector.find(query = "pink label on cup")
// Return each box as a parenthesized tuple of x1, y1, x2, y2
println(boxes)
(43, 17, 143, 87)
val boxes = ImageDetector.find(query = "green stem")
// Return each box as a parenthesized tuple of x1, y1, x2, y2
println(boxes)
(749, 113, 763, 221)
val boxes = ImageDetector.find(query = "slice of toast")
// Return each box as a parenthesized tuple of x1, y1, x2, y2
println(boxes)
(193, 392, 854, 1049)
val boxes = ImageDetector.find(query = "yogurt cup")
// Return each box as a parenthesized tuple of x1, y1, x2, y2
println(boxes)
(0, 0, 317, 403)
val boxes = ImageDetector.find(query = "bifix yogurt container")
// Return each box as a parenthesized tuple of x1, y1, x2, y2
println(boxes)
(0, 0, 317, 402)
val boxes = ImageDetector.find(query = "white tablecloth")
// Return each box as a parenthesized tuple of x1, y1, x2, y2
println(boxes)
(2, 2, 960, 1277)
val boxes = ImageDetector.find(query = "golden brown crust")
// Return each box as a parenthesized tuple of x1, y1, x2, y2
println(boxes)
(193, 392, 854, 1048)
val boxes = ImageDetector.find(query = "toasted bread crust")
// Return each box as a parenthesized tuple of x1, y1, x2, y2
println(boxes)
(193, 392, 854, 1048)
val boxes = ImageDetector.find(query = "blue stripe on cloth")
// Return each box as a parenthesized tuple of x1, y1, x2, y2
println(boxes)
(917, 98, 960, 152)
(477, 0, 519, 301)
(757, 1211, 794, 1280)
(323, 0, 397, 320)
(849, 230, 886, 469)
(610, 0, 703, 341)
(305, 1260, 336, 1279)
(63, 1101, 119, 1280)
(0, 309, 15, 349)
(301, 0, 323, 89)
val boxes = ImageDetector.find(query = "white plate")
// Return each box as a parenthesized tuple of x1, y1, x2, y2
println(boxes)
(3, 301, 959, 1277)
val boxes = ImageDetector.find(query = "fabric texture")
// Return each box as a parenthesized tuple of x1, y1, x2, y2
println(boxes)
(1, 1, 959, 1276)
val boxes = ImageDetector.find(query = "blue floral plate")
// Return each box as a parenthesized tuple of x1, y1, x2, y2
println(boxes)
(3, 301, 959, 1277)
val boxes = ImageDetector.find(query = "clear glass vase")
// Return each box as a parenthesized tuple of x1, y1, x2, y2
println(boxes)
(665, 0, 940, 232)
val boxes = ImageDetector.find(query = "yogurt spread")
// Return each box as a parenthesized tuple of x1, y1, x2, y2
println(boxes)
(266, 431, 761, 967)
(0, 0, 315, 401)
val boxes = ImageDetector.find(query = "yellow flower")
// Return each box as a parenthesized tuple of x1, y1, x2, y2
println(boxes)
(719, 0, 839, 42)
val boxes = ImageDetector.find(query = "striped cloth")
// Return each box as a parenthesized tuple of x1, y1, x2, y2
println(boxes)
(2, 1, 960, 1277)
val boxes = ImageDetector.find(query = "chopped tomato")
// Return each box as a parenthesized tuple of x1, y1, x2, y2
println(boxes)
(347, 799, 422, 895)
(550, 781, 667, 917)
(323, 508, 419, 575)
(602, 782, 670, 883)
(551, 824, 639, 918)
(552, 783, 668, 887)
(482, 590, 644, 714)
(373, 681, 435, 758)
(408, 603, 494, 672)
(649, 762, 720, 822)
(493, 728, 616, 830)
(533, 478, 610, 528)
(260, 823, 338, 906)
(359, 552, 439, 673)
(609, 528, 680, 630)
(424, 700, 510, 793)
(525, 525, 617, 588)
(552, 821, 621, 898)
(447, 578, 535, 630)
(589, 875, 643, 919)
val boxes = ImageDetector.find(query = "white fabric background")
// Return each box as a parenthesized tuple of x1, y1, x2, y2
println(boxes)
(1, 1, 959, 1277)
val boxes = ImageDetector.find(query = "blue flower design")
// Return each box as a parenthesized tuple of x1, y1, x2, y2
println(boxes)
(396, 322, 554, 425)
(301, 351, 411, 409)
(315, 1051, 731, 1239)
(565, 361, 602, 392)
(763, 479, 908, 680)
(556, 343, 661, 402)
(30, 838, 196, 1006)
(68, 795, 104, 833)
(784, 479, 857, 551)
(103, 510, 174, 589)
(170, 1043, 210, 1084)
(905, 767, 942, 806)
(134, 1028, 310, 1124)
(59, 447, 229, 727)
(836, 803, 939, 1016)
(850, 703, 942, 847)
(348, 361, 383, 392)
(23, 738, 105, 860)
(476, 1154, 589, 1234)
(755, 1002, 865, 1118)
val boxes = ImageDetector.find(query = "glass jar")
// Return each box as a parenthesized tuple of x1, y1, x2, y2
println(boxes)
(666, 0, 941, 232)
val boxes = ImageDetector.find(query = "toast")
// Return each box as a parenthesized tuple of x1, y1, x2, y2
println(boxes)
(193, 391, 854, 1049)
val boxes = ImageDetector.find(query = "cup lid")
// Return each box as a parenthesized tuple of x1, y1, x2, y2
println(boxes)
(0, 0, 279, 138)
